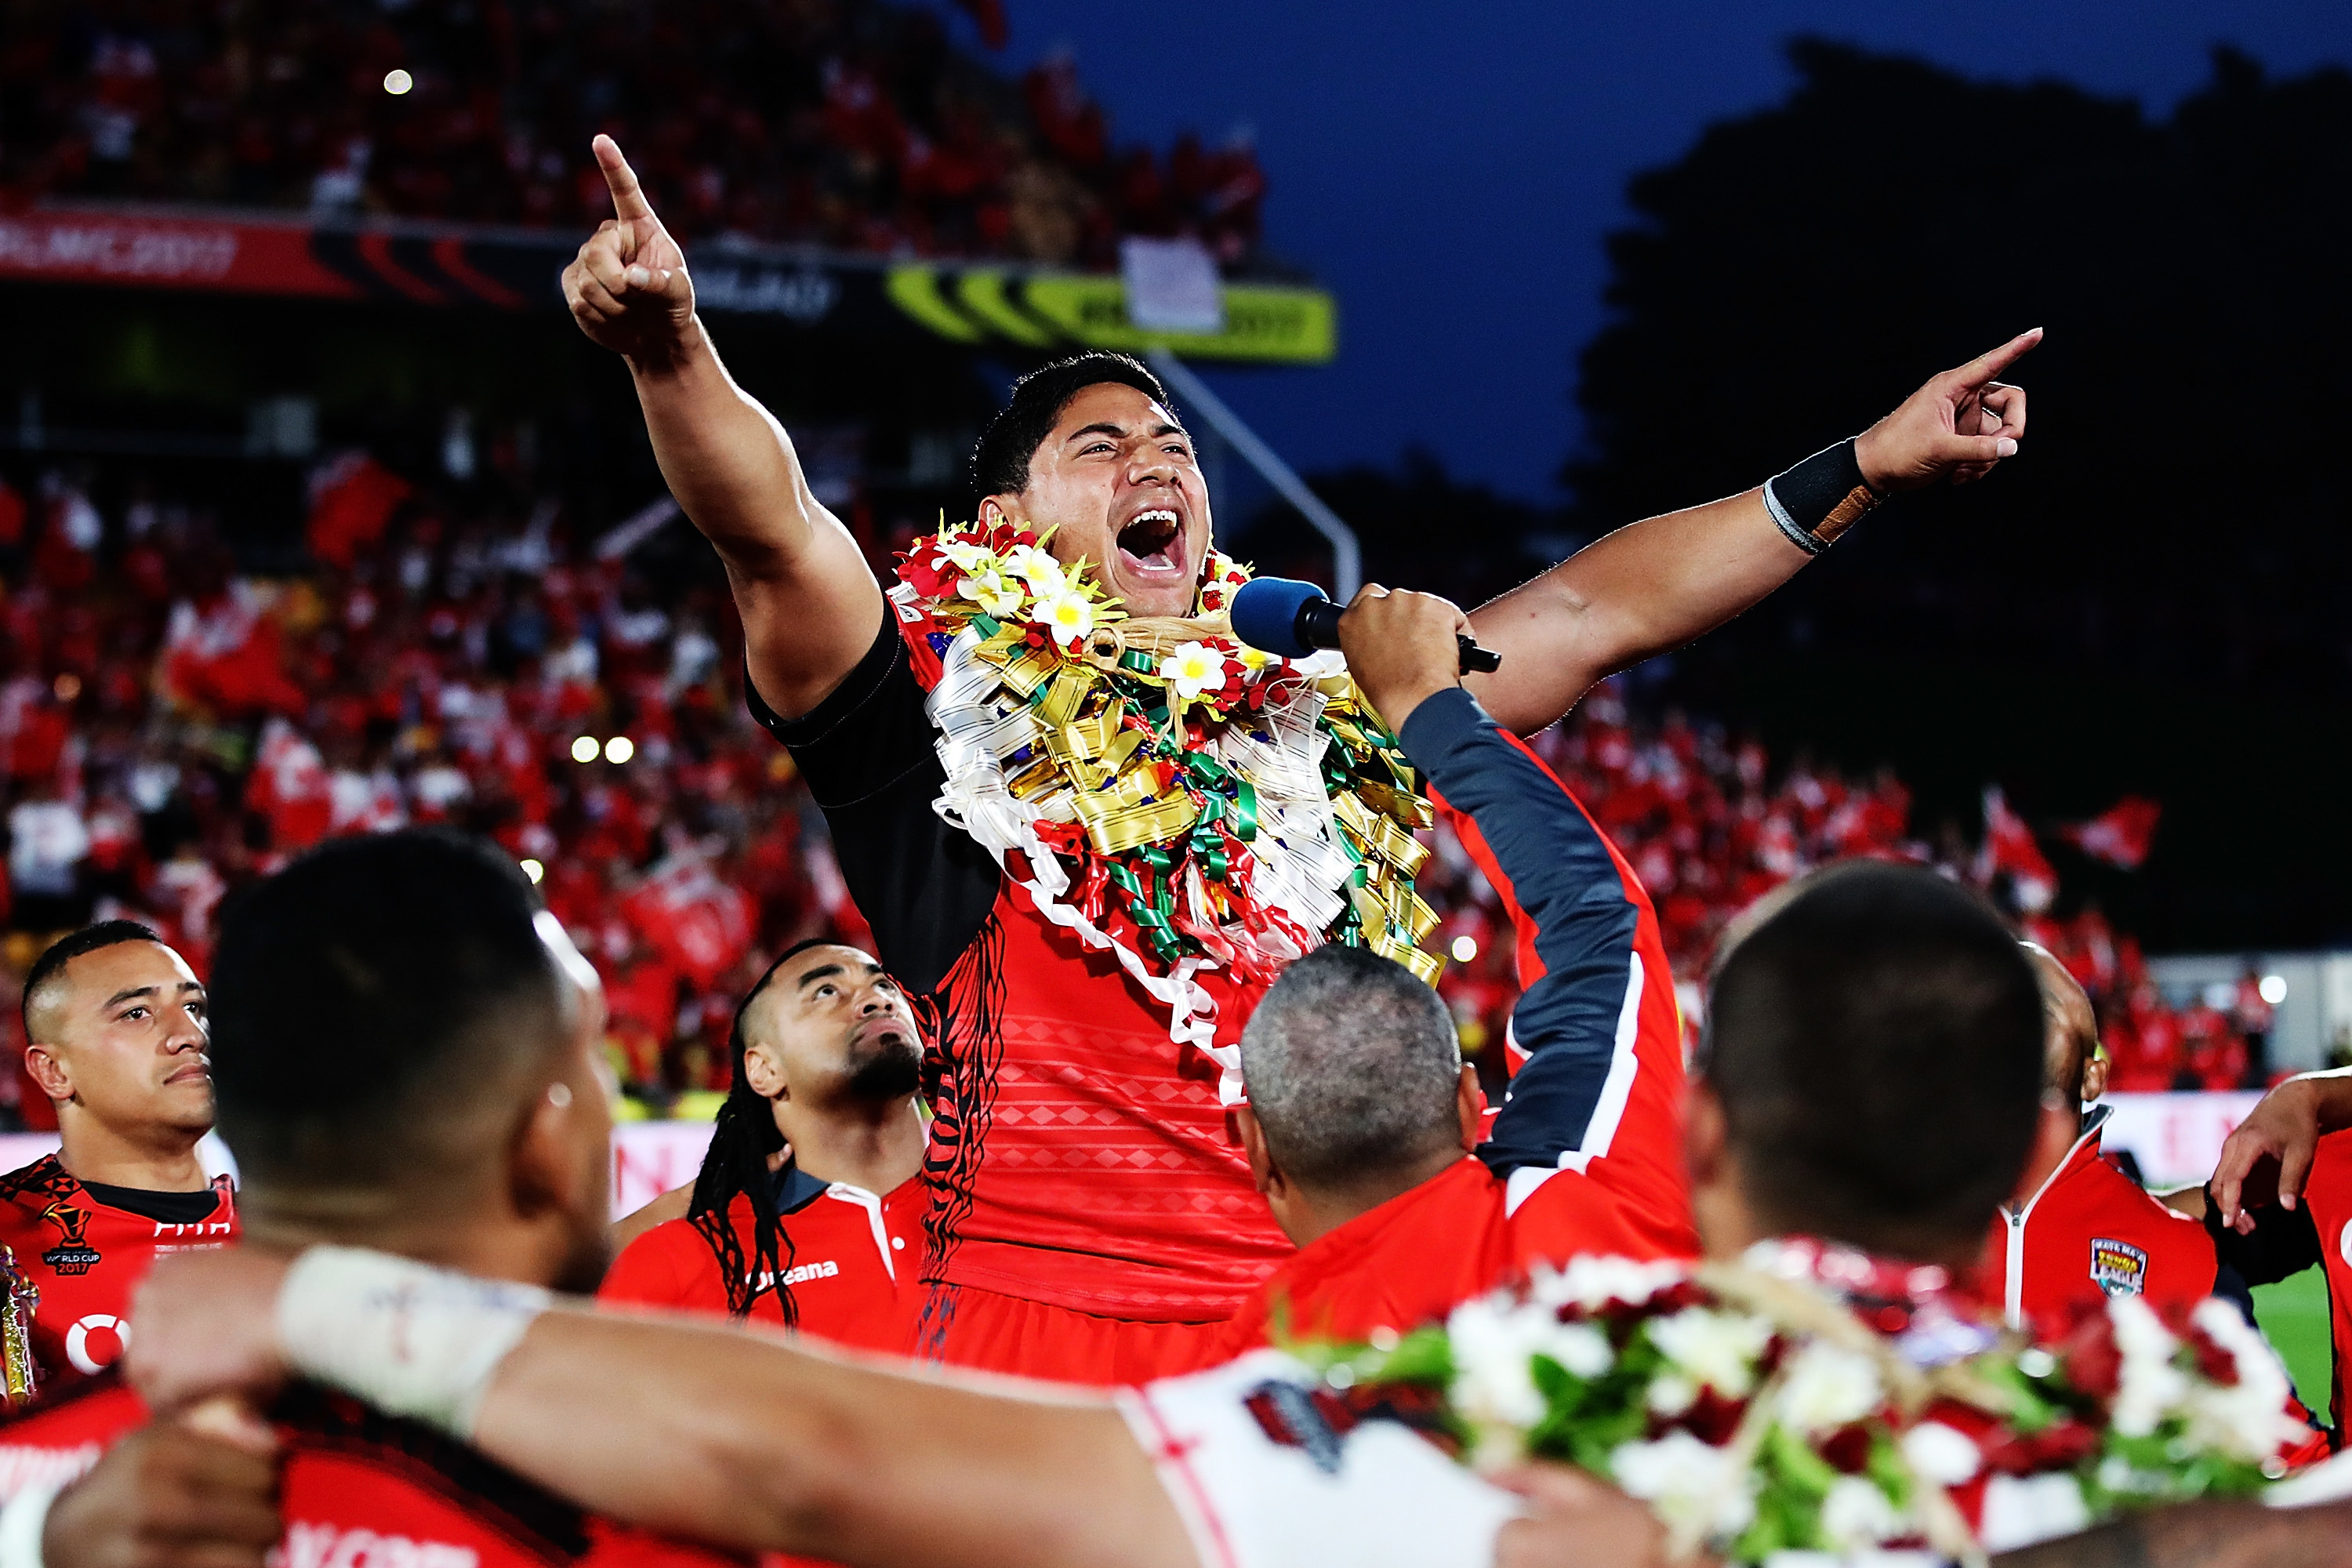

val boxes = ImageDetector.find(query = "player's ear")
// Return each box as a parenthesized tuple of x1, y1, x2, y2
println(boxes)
(742, 1040, 787, 1101)
(2080, 1047, 2109, 1105)
(1233, 1105, 1279, 1196)
(510, 1079, 601, 1225)
(22, 1045, 70, 1105)
(1455, 1064, 1484, 1154)
(1681, 1078, 1729, 1190)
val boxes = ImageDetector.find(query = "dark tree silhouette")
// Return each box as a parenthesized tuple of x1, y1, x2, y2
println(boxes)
(1562, 41, 2352, 948)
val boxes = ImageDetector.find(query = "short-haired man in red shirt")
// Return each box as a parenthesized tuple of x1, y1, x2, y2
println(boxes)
(0, 831, 736, 1568)
(1969, 946, 2218, 1337)
(0, 920, 237, 1392)
(600, 939, 925, 1352)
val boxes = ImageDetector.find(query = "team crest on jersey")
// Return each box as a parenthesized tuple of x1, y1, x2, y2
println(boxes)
(37, 1203, 100, 1276)
(2090, 1237, 2150, 1298)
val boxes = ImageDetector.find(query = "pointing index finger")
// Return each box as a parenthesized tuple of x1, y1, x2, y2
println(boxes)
(1952, 327, 2044, 390)
(593, 134, 655, 223)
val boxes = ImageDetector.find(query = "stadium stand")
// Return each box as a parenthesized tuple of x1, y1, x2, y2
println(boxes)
(0, 0, 1268, 270)
(0, 448, 2251, 1130)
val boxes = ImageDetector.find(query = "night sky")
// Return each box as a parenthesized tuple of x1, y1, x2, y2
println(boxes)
(984, 1, 2352, 505)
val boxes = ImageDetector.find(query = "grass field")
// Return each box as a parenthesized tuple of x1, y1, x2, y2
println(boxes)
(2253, 1266, 2333, 1415)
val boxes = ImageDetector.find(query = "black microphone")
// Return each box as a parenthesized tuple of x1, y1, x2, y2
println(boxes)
(1228, 577, 1502, 673)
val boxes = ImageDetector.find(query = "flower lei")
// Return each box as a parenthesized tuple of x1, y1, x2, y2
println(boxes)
(890, 514, 1442, 1082)
(1295, 1241, 2307, 1566)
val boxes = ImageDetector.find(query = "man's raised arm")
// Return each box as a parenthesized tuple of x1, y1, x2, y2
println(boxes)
(1463, 329, 2040, 735)
(564, 135, 881, 718)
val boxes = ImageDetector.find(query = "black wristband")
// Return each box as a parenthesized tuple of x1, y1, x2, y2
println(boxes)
(1762, 439, 1882, 557)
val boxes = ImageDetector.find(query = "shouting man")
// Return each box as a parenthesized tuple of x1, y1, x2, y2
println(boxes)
(564, 131, 2038, 1380)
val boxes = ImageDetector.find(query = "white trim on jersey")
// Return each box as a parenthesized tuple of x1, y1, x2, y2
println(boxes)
(1118, 1351, 1521, 1568)
(1504, 951, 1645, 1217)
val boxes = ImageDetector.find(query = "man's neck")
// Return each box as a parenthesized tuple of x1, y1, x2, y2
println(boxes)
(1287, 1146, 1467, 1249)
(57, 1116, 209, 1193)
(241, 1196, 556, 1290)
(780, 1096, 925, 1198)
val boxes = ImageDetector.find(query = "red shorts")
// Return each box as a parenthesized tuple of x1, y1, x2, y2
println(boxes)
(913, 1282, 1229, 1385)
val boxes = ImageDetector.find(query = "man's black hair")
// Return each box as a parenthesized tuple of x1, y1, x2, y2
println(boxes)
(208, 829, 562, 1193)
(22, 919, 166, 1045)
(969, 351, 1175, 503)
(1703, 861, 2045, 1257)
(687, 937, 837, 1321)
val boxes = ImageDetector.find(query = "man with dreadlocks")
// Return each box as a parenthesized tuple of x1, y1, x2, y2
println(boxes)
(565, 131, 2039, 1381)
(601, 942, 926, 1351)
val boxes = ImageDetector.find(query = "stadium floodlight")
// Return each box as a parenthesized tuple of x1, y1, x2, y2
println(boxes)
(1450, 935, 1478, 964)
(604, 736, 635, 765)
(383, 69, 414, 96)
(2260, 974, 2288, 1006)
(570, 736, 599, 764)
(520, 858, 545, 885)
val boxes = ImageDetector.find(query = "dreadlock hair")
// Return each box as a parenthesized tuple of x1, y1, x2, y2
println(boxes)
(688, 939, 834, 1319)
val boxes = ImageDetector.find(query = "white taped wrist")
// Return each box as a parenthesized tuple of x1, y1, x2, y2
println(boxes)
(276, 1247, 550, 1439)
(0, 1479, 60, 1568)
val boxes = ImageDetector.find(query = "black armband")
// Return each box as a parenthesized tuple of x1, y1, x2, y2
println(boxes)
(1762, 439, 1882, 557)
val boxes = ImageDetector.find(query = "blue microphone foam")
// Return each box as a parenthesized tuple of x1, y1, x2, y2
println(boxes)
(1229, 575, 1329, 659)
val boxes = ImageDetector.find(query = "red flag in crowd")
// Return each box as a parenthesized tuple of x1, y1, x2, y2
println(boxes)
(307, 453, 412, 569)
(1978, 786, 2058, 913)
(2057, 796, 2162, 869)
(622, 853, 755, 991)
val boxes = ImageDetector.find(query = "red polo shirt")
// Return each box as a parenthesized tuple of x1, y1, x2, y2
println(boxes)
(600, 1167, 922, 1355)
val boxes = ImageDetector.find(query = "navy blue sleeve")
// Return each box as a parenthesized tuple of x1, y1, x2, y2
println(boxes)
(1395, 687, 1643, 1181)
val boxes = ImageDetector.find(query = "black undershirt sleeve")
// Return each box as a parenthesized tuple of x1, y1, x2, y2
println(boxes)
(2203, 1185, 2323, 1289)
(746, 608, 1000, 996)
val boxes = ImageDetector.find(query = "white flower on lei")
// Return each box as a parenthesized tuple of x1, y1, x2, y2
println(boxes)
(938, 539, 996, 574)
(1819, 1475, 1904, 1552)
(1161, 641, 1229, 703)
(1032, 589, 1095, 648)
(2181, 1297, 2304, 1459)
(1646, 1307, 1773, 1400)
(1609, 1429, 1758, 1541)
(1446, 1294, 1559, 1445)
(957, 568, 1025, 619)
(1900, 1420, 1983, 1485)
(1773, 1341, 1882, 1434)
(1003, 543, 1069, 599)
(1530, 1255, 1688, 1316)
(2107, 1295, 2190, 1439)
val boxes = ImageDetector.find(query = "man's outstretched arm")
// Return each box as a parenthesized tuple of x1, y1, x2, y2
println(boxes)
(564, 135, 881, 719)
(1463, 329, 2038, 735)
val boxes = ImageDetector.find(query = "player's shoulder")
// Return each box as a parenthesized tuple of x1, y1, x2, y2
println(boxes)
(278, 1383, 609, 1563)
(600, 1215, 722, 1308)
(0, 1156, 76, 1218)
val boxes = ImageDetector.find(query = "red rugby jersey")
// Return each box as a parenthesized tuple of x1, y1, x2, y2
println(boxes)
(751, 613, 1294, 1322)
(1210, 690, 1695, 1359)
(1969, 1109, 2216, 1338)
(0, 1376, 744, 1568)
(599, 1169, 923, 1355)
(0, 1155, 237, 1392)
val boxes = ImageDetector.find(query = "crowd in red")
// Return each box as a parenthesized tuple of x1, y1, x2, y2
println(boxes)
(0, 0, 1267, 270)
(0, 453, 2264, 1129)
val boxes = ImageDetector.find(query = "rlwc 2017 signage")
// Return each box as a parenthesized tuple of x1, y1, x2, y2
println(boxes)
(0, 203, 1337, 365)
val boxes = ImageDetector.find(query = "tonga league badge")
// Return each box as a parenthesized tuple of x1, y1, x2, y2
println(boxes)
(2090, 1236, 2150, 1298)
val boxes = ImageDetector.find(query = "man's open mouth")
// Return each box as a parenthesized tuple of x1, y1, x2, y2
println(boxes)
(1115, 508, 1187, 578)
